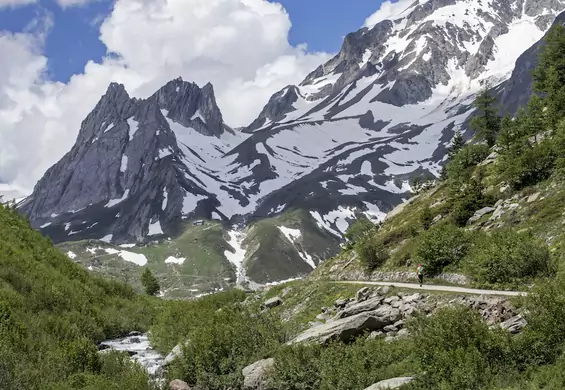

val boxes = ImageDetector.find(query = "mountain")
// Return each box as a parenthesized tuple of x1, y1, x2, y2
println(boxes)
(17, 0, 565, 292)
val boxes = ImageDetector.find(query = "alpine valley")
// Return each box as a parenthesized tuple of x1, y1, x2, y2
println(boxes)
(15, 0, 565, 297)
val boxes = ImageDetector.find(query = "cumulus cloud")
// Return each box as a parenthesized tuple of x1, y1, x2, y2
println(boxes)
(0, 0, 332, 197)
(364, 0, 415, 28)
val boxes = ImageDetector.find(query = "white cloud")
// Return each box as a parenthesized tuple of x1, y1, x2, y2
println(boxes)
(56, 0, 97, 7)
(364, 0, 416, 28)
(0, 0, 36, 8)
(0, 0, 332, 198)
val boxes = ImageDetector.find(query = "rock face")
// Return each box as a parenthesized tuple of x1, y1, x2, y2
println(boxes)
(500, 314, 528, 334)
(242, 358, 275, 390)
(19, 79, 233, 244)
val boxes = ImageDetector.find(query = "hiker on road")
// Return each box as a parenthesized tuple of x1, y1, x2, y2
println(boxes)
(417, 264, 424, 287)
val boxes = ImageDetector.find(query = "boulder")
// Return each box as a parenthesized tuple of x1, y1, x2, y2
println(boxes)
(128, 331, 142, 337)
(468, 207, 496, 224)
(164, 343, 186, 366)
(367, 331, 384, 339)
(356, 287, 371, 302)
(334, 296, 384, 319)
(403, 293, 422, 303)
(289, 306, 401, 345)
(242, 358, 275, 390)
(262, 297, 282, 309)
(169, 379, 190, 390)
(527, 193, 541, 203)
(335, 298, 350, 309)
(383, 325, 398, 333)
(364, 377, 414, 389)
(500, 315, 528, 334)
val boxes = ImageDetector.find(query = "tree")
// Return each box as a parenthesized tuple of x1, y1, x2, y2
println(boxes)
(533, 24, 565, 127)
(141, 268, 160, 296)
(470, 85, 500, 147)
(357, 239, 389, 270)
(447, 131, 465, 160)
(497, 114, 516, 152)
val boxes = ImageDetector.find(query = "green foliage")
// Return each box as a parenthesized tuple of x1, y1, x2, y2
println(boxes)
(357, 238, 389, 271)
(447, 131, 465, 160)
(415, 223, 470, 274)
(0, 204, 157, 389)
(466, 230, 553, 285)
(141, 268, 160, 296)
(164, 305, 285, 389)
(410, 307, 511, 389)
(344, 215, 375, 246)
(446, 143, 490, 182)
(270, 338, 413, 390)
(450, 175, 493, 227)
(419, 205, 433, 230)
(470, 85, 501, 147)
(533, 24, 565, 127)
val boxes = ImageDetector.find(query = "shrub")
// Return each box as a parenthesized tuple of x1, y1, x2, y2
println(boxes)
(409, 307, 511, 390)
(415, 223, 470, 274)
(467, 230, 553, 285)
(165, 305, 284, 389)
(357, 239, 389, 270)
(419, 206, 433, 230)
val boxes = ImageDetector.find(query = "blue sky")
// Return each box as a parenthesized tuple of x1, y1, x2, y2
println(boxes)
(0, 0, 383, 83)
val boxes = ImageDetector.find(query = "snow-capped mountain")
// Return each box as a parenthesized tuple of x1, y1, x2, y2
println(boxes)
(17, 0, 565, 284)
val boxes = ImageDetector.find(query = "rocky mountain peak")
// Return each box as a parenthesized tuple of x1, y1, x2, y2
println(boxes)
(151, 77, 227, 137)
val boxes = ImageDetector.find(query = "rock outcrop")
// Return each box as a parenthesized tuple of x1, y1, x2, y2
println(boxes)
(364, 377, 414, 389)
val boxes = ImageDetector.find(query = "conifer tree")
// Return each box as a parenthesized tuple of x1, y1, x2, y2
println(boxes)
(448, 131, 465, 160)
(470, 84, 500, 147)
(141, 268, 160, 296)
(533, 24, 565, 127)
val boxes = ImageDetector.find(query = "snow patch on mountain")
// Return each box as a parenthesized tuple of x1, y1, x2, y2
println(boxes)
(224, 229, 248, 284)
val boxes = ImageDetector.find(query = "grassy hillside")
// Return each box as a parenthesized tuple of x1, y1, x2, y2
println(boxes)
(58, 210, 342, 296)
(0, 203, 160, 389)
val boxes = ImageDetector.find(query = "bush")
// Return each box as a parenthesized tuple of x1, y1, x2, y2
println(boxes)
(357, 239, 389, 270)
(165, 305, 284, 389)
(409, 307, 511, 389)
(466, 230, 553, 285)
(270, 338, 413, 390)
(446, 143, 490, 182)
(415, 223, 470, 274)
(141, 268, 160, 296)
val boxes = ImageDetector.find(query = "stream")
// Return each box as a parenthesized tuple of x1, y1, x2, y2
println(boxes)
(99, 332, 166, 378)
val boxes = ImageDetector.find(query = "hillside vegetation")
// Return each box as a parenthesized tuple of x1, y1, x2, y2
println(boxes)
(314, 27, 565, 291)
(140, 23, 565, 390)
(0, 203, 160, 389)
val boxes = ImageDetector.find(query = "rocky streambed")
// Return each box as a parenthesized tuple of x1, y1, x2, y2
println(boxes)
(98, 332, 166, 378)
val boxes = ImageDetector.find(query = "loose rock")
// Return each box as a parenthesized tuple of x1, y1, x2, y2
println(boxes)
(262, 297, 282, 309)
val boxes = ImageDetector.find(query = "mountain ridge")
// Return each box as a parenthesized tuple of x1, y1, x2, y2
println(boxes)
(16, 0, 565, 289)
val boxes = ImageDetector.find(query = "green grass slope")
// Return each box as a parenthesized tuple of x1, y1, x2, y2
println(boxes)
(58, 210, 342, 295)
(0, 204, 159, 389)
